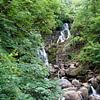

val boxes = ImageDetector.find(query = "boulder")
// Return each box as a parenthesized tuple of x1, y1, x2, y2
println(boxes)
(70, 64, 76, 69)
(63, 90, 81, 100)
(88, 77, 98, 89)
(65, 65, 82, 77)
(89, 95, 95, 100)
(59, 67, 66, 77)
(79, 86, 89, 100)
(82, 83, 89, 88)
(63, 87, 77, 92)
(96, 85, 100, 94)
(59, 78, 72, 88)
(89, 95, 100, 100)
(72, 79, 81, 88)
(53, 65, 59, 69)
(96, 75, 100, 83)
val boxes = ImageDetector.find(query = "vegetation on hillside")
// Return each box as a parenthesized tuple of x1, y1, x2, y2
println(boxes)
(0, 0, 100, 99)
(71, 0, 100, 68)
(0, 0, 64, 99)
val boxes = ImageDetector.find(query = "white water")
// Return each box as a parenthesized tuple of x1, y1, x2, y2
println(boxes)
(61, 97, 65, 100)
(91, 85, 100, 98)
(63, 23, 69, 31)
(57, 31, 66, 43)
(91, 86, 97, 95)
(38, 47, 49, 66)
(63, 23, 71, 39)
(57, 23, 71, 43)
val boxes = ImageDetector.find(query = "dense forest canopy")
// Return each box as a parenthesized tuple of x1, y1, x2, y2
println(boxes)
(0, 0, 100, 99)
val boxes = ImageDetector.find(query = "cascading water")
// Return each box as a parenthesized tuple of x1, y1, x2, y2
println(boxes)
(91, 85, 97, 95)
(63, 23, 71, 39)
(57, 31, 66, 43)
(57, 23, 71, 43)
(90, 85, 100, 98)
(38, 47, 49, 66)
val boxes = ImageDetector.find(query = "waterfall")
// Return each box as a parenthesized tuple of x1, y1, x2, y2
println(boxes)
(38, 47, 49, 66)
(63, 23, 71, 39)
(91, 86, 97, 96)
(90, 85, 100, 98)
(57, 23, 71, 43)
(63, 23, 69, 31)
(57, 31, 66, 43)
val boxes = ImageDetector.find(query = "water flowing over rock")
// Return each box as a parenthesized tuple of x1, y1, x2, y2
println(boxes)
(57, 23, 71, 44)
(38, 47, 49, 66)
(88, 77, 98, 89)
(89, 85, 100, 99)
(57, 31, 66, 43)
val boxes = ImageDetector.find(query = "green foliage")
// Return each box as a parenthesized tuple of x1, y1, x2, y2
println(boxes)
(7, 0, 66, 36)
(0, 0, 63, 99)
(72, 35, 85, 45)
(77, 42, 100, 67)
(71, 0, 100, 68)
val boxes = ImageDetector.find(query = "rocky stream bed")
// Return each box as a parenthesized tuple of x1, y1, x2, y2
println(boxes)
(49, 63, 100, 100)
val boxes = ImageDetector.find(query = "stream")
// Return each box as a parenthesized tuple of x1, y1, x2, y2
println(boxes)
(38, 23, 100, 100)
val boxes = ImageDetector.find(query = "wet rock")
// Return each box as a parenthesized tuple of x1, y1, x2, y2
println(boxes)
(72, 79, 81, 88)
(63, 90, 81, 100)
(82, 82, 89, 88)
(74, 62, 79, 67)
(59, 67, 66, 77)
(65, 65, 76, 76)
(96, 75, 100, 83)
(89, 95, 95, 100)
(53, 65, 59, 69)
(59, 77, 72, 89)
(79, 86, 89, 100)
(63, 87, 77, 92)
(65, 65, 82, 77)
(89, 95, 100, 100)
(88, 77, 98, 89)
(95, 96, 100, 100)
(96, 75, 100, 94)
(49, 64, 58, 73)
(87, 70, 94, 79)
(96, 85, 100, 95)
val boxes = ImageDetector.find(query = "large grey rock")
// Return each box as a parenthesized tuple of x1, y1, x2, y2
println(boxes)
(79, 86, 89, 100)
(89, 95, 100, 100)
(96, 75, 100, 83)
(72, 79, 81, 88)
(65, 65, 81, 77)
(63, 90, 81, 100)
(59, 78, 72, 88)
(63, 87, 77, 92)
(88, 77, 98, 89)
